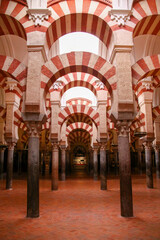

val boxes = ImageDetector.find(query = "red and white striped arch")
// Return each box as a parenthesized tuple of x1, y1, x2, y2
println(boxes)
(68, 129, 91, 145)
(14, 109, 27, 131)
(67, 113, 92, 126)
(133, 15, 160, 38)
(58, 105, 99, 127)
(66, 122, 93, 137)
(152, 106, 160, 121)
(124, 0, 160, 34)
(41, 52, 116, 95)
(0, 13, 26, 40)
(0, 55, 27, 93)
(0, 0, 50, 34)
(130, 112, 145, 131)
(46, 0, 114, 50)
(132, 54, 160, 87)
(49, 72, 108, 97)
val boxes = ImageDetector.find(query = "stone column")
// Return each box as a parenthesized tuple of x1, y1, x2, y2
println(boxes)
(0, 147, 5, 180)
(154, 146, 160, 179)
(100, 143, 107, 190)
(6, 143, 15, 190)
(143, 141, 153, 188)
(89, 148, 93, 176)
(27, 122, 41, 218)
(60, 145, 66, 181)
(117, 121, 133, 217)
(66, 148, 70, 176)
(93, 146, 98, 180)
(51, 143, 59, 190)
(137, 147, 143, 175)
(18, 150, 22, 175)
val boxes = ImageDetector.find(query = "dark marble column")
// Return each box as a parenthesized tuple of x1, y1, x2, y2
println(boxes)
(0, 147, 5, 180)
(100, 143, 107, 190)
(93, 147, 98, 180)
(137, 147, 143, 175)
(18, 150, 22, 175)
(143, 141, 153, 188)
(117, 121, 133, 217)
(51, 143, 59, 190)
(66, 148, 70, 176)
(89, 148, 94, 176)
(6, 143, 15, 190)
(27, 123, 40, 218)
(60, 146, 66, 181)
(154, 146, 160, 179)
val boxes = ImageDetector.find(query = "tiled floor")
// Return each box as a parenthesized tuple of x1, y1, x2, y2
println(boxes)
(0, 173, 160, 240)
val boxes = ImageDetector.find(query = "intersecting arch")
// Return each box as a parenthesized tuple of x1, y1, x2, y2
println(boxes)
(66, 122, 93, 137)
(41, 52, 116, 97)
(58, 105, 99, 128)
(132, 54, 160, 86)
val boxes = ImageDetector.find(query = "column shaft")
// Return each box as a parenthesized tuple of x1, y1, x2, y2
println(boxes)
(27, 136, 39, 218)
(155, 148, 160, 179)
(100, 148, 107, 190)
(6, 145, 14, 190)
(144, 146, 153, 188)
(118, 134, 133, 217)
(0, 149, 4, 180)
(93, 149, 98, 180)
(61, 148, 66, 181)
(51, 145, 59, 190)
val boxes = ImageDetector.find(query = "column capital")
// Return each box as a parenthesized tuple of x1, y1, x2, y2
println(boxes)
(26, 122, 41, 138)
(8, 142, 16, 151)
(51, 142, 59, 151)
(153, 145, 160, 152)
(99, 142, 107, 151)
(60, 145, 66, 151)
(116, 120, 131, 137)
(143, 141, 153, 151)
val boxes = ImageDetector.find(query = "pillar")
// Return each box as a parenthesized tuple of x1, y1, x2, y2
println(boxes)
(66, 148, 70, 176)
(154, 146, 160, 179)
(89, 148, 93, 176)
(143, 141, 153, 188)
(117, 121, 133, 217)
(51, 143, 59, 190)
(6, 143, 15, 190)
(27, 123, 40, 218)
(137, 147, 143, 174)
(93, 147, 98, 180)
(18, 150, 22, 175)
(0, 147, 5, 180)
(100, 143, 107, 190)
(60, 146, 66, 181)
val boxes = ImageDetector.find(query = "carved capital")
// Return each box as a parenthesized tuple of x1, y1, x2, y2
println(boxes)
(53, 81, 63, 90)
(109, 9, 132, 26)
(26, 122, 41, 138)
(141, 77, 153, 91)
(95, 80, 105, 89)
(143, 141, 152, 151)
(60, 145, 66, 151)
(153, 145, 160, 152)
(8, 142, 16, 151)
(6, 78, 17, 91)
(27, 9, 51, 26)
(52, 142, 59, 151)
(100, 142, 107, 151)
(117, 121, 131, 137)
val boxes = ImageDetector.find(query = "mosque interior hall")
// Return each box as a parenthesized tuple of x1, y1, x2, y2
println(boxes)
(0, 0, 160, 239)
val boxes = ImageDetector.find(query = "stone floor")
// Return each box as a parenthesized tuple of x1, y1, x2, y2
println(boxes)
(0, 172, 160, 240)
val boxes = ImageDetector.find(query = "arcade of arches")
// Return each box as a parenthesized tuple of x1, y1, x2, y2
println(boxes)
(0, 0, 160, 238)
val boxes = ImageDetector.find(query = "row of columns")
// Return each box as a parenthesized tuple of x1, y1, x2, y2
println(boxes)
(1, 133, 160, 218)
